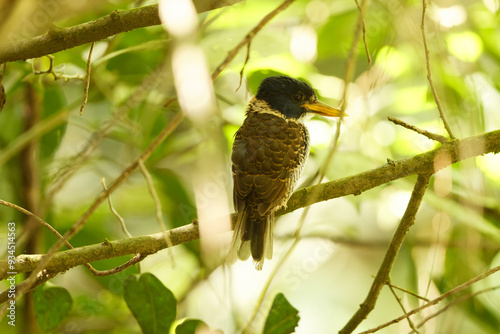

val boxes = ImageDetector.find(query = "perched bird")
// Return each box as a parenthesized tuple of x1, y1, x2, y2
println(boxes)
(227, 75, 344, 270)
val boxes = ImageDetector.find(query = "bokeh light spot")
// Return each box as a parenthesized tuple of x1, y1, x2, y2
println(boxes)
(446, 32, 483, 62)
(290, 25, 317, 63)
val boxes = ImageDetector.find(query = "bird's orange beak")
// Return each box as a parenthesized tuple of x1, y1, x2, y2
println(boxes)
(302, 100, 347, 117)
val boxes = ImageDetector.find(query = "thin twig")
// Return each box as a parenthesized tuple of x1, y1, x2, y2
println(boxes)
(211, 0, 295, 81)
(235, 39, 252, 92)
(34, 55, 56, 79)
(90, 253, 146, 277)
(360, 266, 500, 333)
(138, 159, 175, 265)
(388, 116, 448, 143)
(413, 285, 500, 331)
(138, 160, 166, 232)
(0, 199, 72, 250)
(386, 282, 430, 302)
(101, 177, 133, 238)
(80, 42, 95, 116)
(340, 173, 432, 334)
(387, 279, 419, 333)
(421, 0, 455, 139)
(34, 55, 85, 81)
(354, 0, 372, 66)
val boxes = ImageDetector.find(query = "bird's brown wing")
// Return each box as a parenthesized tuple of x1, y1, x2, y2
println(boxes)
(232, 113, 309, 217)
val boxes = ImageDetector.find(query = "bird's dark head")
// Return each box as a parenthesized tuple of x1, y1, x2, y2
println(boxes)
(254, 75, 343, 119)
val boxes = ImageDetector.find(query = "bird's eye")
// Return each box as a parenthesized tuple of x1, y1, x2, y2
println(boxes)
(292, 91, 305, 103)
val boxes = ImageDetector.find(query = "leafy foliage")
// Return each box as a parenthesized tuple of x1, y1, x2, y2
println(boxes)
(263, 293, 300, 334)
(124, 273, 210, 334)
(175, 319, 206, 334)
(124, 273, 177, 334)
(33, 286, 73, 333)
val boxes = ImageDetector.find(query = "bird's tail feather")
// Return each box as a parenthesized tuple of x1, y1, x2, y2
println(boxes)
(226, 209, 249, 265)
(226, 208, 274, 270)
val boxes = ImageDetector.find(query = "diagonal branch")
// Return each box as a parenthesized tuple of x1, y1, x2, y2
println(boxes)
(339, 173, 432, 334)
(280, 129, 500, 217)
(0, 1, 243, 64)
(0, 223, 199, 282)
(388, 116, 448, 143)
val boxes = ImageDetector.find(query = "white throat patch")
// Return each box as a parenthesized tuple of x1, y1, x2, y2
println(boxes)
(246, 97, 306, 123)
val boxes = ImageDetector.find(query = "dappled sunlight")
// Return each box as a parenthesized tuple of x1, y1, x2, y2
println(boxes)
(430, 5, 467, 28)
(171, 44, 216, 119)
(290, 24, 317, 63)
(159, 0, 198, 37)
(446, 31, 483, 62)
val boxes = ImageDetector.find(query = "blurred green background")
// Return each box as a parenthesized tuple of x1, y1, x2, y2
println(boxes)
(1, 0, 500, 333)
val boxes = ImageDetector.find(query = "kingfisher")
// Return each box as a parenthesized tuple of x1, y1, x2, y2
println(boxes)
(226, 75, 344, 270)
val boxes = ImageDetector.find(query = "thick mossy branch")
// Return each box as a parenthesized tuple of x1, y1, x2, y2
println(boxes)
(281, 129, 500, 215)
(0, 223, 199, 281)
(1, 129, 499, 282)
(0, 1, 243, 64)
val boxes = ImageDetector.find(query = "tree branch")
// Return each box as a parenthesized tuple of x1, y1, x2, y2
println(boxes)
(0, 223, 198, 282)
(339, 173, 432, 334)
(388, 116, 448, 143)
(0, 1, 243, 64)
(1, 129, 499, 291)
(280, 129, 500, 217)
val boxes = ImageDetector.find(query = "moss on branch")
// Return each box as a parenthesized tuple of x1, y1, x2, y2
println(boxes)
(0, 1, 243, 64)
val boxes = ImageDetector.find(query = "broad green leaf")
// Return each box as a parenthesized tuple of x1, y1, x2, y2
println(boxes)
(247, 69, 286, 95)
(263, 293, 300, 334)
(33, 285, 73, 333)
(124, 273, 177, 334)
(175, 319, 205, 334)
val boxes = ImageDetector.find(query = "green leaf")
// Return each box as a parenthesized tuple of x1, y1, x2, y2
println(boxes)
(124, 273, 177, 334)
(33, 285, 73, 333)
(263, 293, 300, 334)
(175, 319, 205, 334)
(247, 69, 287, 95)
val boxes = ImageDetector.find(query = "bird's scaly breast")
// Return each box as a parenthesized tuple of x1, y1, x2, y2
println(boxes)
(232, 112, 310, 215)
